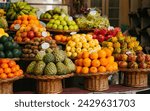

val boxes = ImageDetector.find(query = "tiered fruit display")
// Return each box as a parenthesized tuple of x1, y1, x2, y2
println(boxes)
(40, 7, 67, 20)
(115, 51, 150, 69)
(65, 34, 101, 58)
(12, 15, 50, 42)
(46, 8, 79, 31)
(101, 32, 143, 54)
(6, 1, 39, 21)
(75, 49, 118, 74)
(26, 48, 75, 75)
(10, 15, 43, 31)
(0, 35, 22, 58)
(92, 27, 120, 42)
(22, 37, 57, 58)
(0, 28, 9, 37)
(0, 59, 23, 79)
(54, 35, 71, 44)
(76, 11, 110, 29)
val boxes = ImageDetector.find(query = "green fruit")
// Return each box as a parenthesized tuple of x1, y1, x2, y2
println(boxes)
(44, 62, 57, 75)
(74, 25, 79, 30)
(46, 23, 53, 28)
(4, 41, 13, 50)
(69, 25, 74, 30)
(44, 13, 51, 19)
(53, 49, 66, 62)
(67, 21, 72, 26)
(12, 49, 22, 57)
(53, 14, 59, 20)
(12, 42, 20, 49)
(35, 51, 46, 61)
(56, 62, 69, 75)
(0, 36, 8, 43)
(64, 58, 76, 73)
(5, 50, 13, 58)
(49, 19, 55, 24)
(64, 16, 69, 21)
(58, 25, 63, 30)
(52, 24, 57, 29)
(71, 21, 76, 25)
(26, 61, 37, 74)
(0, 43, 4, 51)
(61, 20, 67, 26)
(58, 16, 64, 21)
(0, 51, 5, 58)
(40, 13, 44, 19)
(43, 53, 55, 63)
(63, 26, 69, 30)
(7, 36, 13, 41)
(54, 20, 60, 25)
(34, 61, 46, 75)
(53, 7, 61, 14)
(46, 48, 53, 53)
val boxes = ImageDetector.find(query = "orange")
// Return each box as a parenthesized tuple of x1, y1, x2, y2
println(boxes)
(28, 15, 37, 20)
(55, 35, 61, 41)
(1, 63, 8, 69)
(90, 52, 98, 60)
(8, 60, 16, 67)
(7, 73, 14, 78)
(107, 56, 114, 64)
(11, 66, 17, 73)
(0, 59, 10, 63)
(98, 66, 106, 73)
(18, 70, 23, 75)
(0, 73, 7, 79)
(77, 52, 83, 59)
(22, 20, 29, 25)
(100, 58, 108, 66)
(91, 59, 100, 67)
(89, 67, 97, 73)
(21, 15, 28, 21)
(14, 71, 20, 76)
(76, 66, 82, 74)
(17, 15, 22, 20)
(16, 37, 22, 42)
(78, 59, 83, 66)
(112, 62, 118, 71)
(104, 48, 112, 57)
(61, 36, 67, 42)
(29, 20, 35, 24)
(0, 68, 4, 73)
(98, 50, 106, 58)
(15, 20, 22, 24)
(83, 58, 91, 67)
(75, 60, 78, 65)
(81, 67, 89, 74)
(10, 24, 15, 30)
(15, 65, 20, 71)
(4, 68, 11, 74)
(34, 20, 40, 25)
(26, 26, 31, 32)
(82, 51, 89, 59)
(106, 64, 114, 72)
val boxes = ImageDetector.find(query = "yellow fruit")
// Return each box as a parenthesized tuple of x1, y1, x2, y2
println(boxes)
(71, 47, 76, 53)
(113, 42, 120, 48)
(66, 46, 71, 51)
(85, 34, 93, 41)
(76, 48, 82, 54)
(88, 41, 95, 47)
(67, 52, 72, 57)
(82, 48, 88, 52)
(107, 42, 113, 47)
(93, 39, 99, 45)
(70, 42, 76, 47)
(83, 43, 89, 48)
(76, 42, 82, 48)
(72, 52, 78, 58)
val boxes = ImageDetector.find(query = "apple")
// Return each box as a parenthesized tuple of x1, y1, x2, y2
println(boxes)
(114, 54, 121, 61)
(127, 54, 137, 62)
(120, 54, 128, 61)
(35, 32, 42, 37)
(138, 62, 147, 69)
(128, 62, 138, 69)
(94, 29, 100, 35)
(97, 35, 105, 42)
(92, 34, 97, 39)
(21, 32, 27, 38)
(27, 31, 35, 38)
(105, 35, 113, 41)
(99, 28, 108, 35)
(137, 54, 145, 62)
(118, 61, 128, 68)
(145, 54, 150, 62)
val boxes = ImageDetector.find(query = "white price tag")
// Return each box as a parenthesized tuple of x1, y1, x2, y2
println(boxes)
(89, 11, 97, 15)
(68, 16, 73, 21)
(70, 32, 77, 35)
(108, 26, 114, 30)
(42, 31, 48, 37)
(14, 24, 20, 30)
(61, 13, 66, 18)
(41, 42, 50, 49)
(126, 51, 132, 55)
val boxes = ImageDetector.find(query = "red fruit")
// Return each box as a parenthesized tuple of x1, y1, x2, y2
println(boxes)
(94, 29, 100, 35)
(137, 54, 145, 62)
(145, 55, 150, 62)
(105, 35, 113, 41)
(27, 31, 35, 38)
(99, 28, 108, 36)
(21, 32, 27, 38)
(92, 34, 97, 39)
(118, 61, 128, 68)
(138, 62, 147, 69)
(97, 35, 105, 42)
(127, 54, 137, 62)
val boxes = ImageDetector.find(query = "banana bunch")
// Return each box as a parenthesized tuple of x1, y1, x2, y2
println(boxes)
(0, 9, 6, 17)
(6, 1, 39, 20)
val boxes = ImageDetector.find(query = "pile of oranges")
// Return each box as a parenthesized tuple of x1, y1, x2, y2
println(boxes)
(54, 35, 71, 43)
(10, 15, 42, 30)
(75, 48, 118, 74)
(0, 59, 23, 79)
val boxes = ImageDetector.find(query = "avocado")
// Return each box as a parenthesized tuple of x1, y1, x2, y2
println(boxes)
(12, 49, 22, 57)
(0, 36, 8, 43)
(0, 43, 4, 51)
(4, 41, 13, 50)
(5, 50, 13, 58)
(0, 51, 5, 58)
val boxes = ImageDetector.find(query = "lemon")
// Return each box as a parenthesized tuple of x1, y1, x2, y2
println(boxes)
(67, 52, 72, 57)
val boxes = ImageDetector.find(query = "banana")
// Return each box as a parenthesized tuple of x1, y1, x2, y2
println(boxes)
(21, 10, 29, 14)
(12, 3, 17, 11)
(6, 9, 14, 16)
(10, 12, 16, 20)
(23, 5, 31, 10)
(20, 11, 25, 15)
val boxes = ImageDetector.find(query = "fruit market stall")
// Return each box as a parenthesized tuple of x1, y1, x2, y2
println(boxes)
(0, 1, 150, 94)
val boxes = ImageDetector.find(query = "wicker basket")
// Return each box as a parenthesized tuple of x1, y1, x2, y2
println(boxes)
(0, 76, 24, 94)
(25, 73, 74, 94)
(120, 68, 150, 87)
(76, 71, 118, 92)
